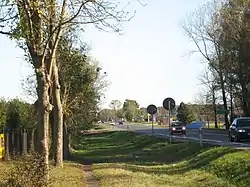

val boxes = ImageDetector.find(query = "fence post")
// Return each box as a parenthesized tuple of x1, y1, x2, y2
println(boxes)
(4, 132, 10, 160)
(16, 129, 21, 155)
(11, 130, 15, 156)
(28, 129, 35, 153)
(22, 129, 28, 155)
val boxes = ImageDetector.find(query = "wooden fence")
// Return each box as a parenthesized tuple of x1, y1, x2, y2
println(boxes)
(3, 129, 35, 160)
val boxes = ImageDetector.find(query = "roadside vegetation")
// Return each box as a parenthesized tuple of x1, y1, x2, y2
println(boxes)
(0, 159, 86, 186)
(72, 131, 250, 187)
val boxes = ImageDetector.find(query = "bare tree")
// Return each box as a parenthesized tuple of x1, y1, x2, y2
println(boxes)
(183, 0, 231, 129)
(199, 68, 220, 128)
(109, 100, 122, 120)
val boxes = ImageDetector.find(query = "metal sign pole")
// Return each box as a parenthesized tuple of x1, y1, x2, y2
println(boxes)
(151, 114, 154, 134)
(199, 127, 203, 147)
(168, 101, 171, 144)
(147, 104, 158, 135)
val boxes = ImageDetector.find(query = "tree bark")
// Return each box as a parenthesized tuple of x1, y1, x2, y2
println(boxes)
(63, 121, 70, 160)
(36, 69, 51, 182)
(52, 62, 63, 167)
(50, 112, 55, 160)
(218, 69, 230, 129)
(212, 87, 218, 128)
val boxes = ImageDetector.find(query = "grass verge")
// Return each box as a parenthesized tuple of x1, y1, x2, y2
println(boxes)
(50, 162, 86, 187)
(72, 131, 250, 187)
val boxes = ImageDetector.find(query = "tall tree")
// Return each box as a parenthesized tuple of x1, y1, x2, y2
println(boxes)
(109, 100, 122, 120)
(200, 69, 220, 128)
(177, 102, 195, 124)
(57, 32, 108, 159)
(123, 99, 139, 122)
(109, 100, 122, 111)
(183, 0, 231, 129)
(98, 109, 113, 122)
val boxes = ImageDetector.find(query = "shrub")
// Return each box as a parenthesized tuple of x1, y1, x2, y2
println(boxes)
(5, 153, 50, 187)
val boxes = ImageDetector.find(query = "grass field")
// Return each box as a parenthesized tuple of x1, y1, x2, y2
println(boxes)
(72, 131, 250, 187)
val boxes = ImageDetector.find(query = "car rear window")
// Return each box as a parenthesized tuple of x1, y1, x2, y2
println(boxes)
(171, 122, 183, 126)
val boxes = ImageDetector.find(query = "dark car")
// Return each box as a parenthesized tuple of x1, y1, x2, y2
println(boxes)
(229, 117, 250, 142)
(170, 121, 186, 135)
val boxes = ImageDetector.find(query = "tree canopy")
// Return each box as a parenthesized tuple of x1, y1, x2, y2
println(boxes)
(177, 102, 195, 124)
(123, 99, 140, 122)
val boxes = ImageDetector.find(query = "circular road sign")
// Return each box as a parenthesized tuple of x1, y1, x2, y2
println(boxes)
(147, 104, 157, 115)
(163, 97, 175, 110)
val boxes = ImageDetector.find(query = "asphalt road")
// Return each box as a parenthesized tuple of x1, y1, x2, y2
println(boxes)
(113, 123, 250, 149)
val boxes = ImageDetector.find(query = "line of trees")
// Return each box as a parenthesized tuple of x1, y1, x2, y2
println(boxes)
(99, 99, 144, 122)
(0, 0, 139, 182)
(1, 29, 108, 157)
(184, 0, 250, 129)
(100, 100, 195, 124)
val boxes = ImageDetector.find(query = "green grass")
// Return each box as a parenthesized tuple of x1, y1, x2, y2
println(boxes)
(50, 162, 86, 187)
(204, 123, 225, 129)
(72, 131, 250, 187)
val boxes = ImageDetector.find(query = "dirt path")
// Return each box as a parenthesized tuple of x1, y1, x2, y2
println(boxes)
(83, 163, 99, 187)
(78, 130, 104, 187)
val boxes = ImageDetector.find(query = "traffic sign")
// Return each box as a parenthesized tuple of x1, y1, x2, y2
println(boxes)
(216, 109, 229, 115)
(163, 98, 175, 110)
(147, 104, 157, 115)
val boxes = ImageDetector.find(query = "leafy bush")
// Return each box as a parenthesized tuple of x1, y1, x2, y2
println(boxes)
(6, 99, 37, 130)
(5, 153, 50, 187)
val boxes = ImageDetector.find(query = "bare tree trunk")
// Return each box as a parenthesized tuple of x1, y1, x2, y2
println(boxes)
(50, 112, 55, 160)
(212, 87, 218, 128)
(52, 62, 63, 167)
(63, 121, 70, 160)
(218, 69, 230, 129)
(230, 84, 233, 124)
(240, 82, 250, 116)
(36, 70, 51, 183)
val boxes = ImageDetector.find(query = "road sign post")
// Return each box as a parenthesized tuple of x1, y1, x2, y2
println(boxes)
(163, 98, 176, 144)
(147, 104, 157, 135)
(168, 101, 172, 144)
(151, 114, 154, 134)
(199, 127, 203, 147)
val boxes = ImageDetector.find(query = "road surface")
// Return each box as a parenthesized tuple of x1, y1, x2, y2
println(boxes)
(113, 123, 250, 149)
